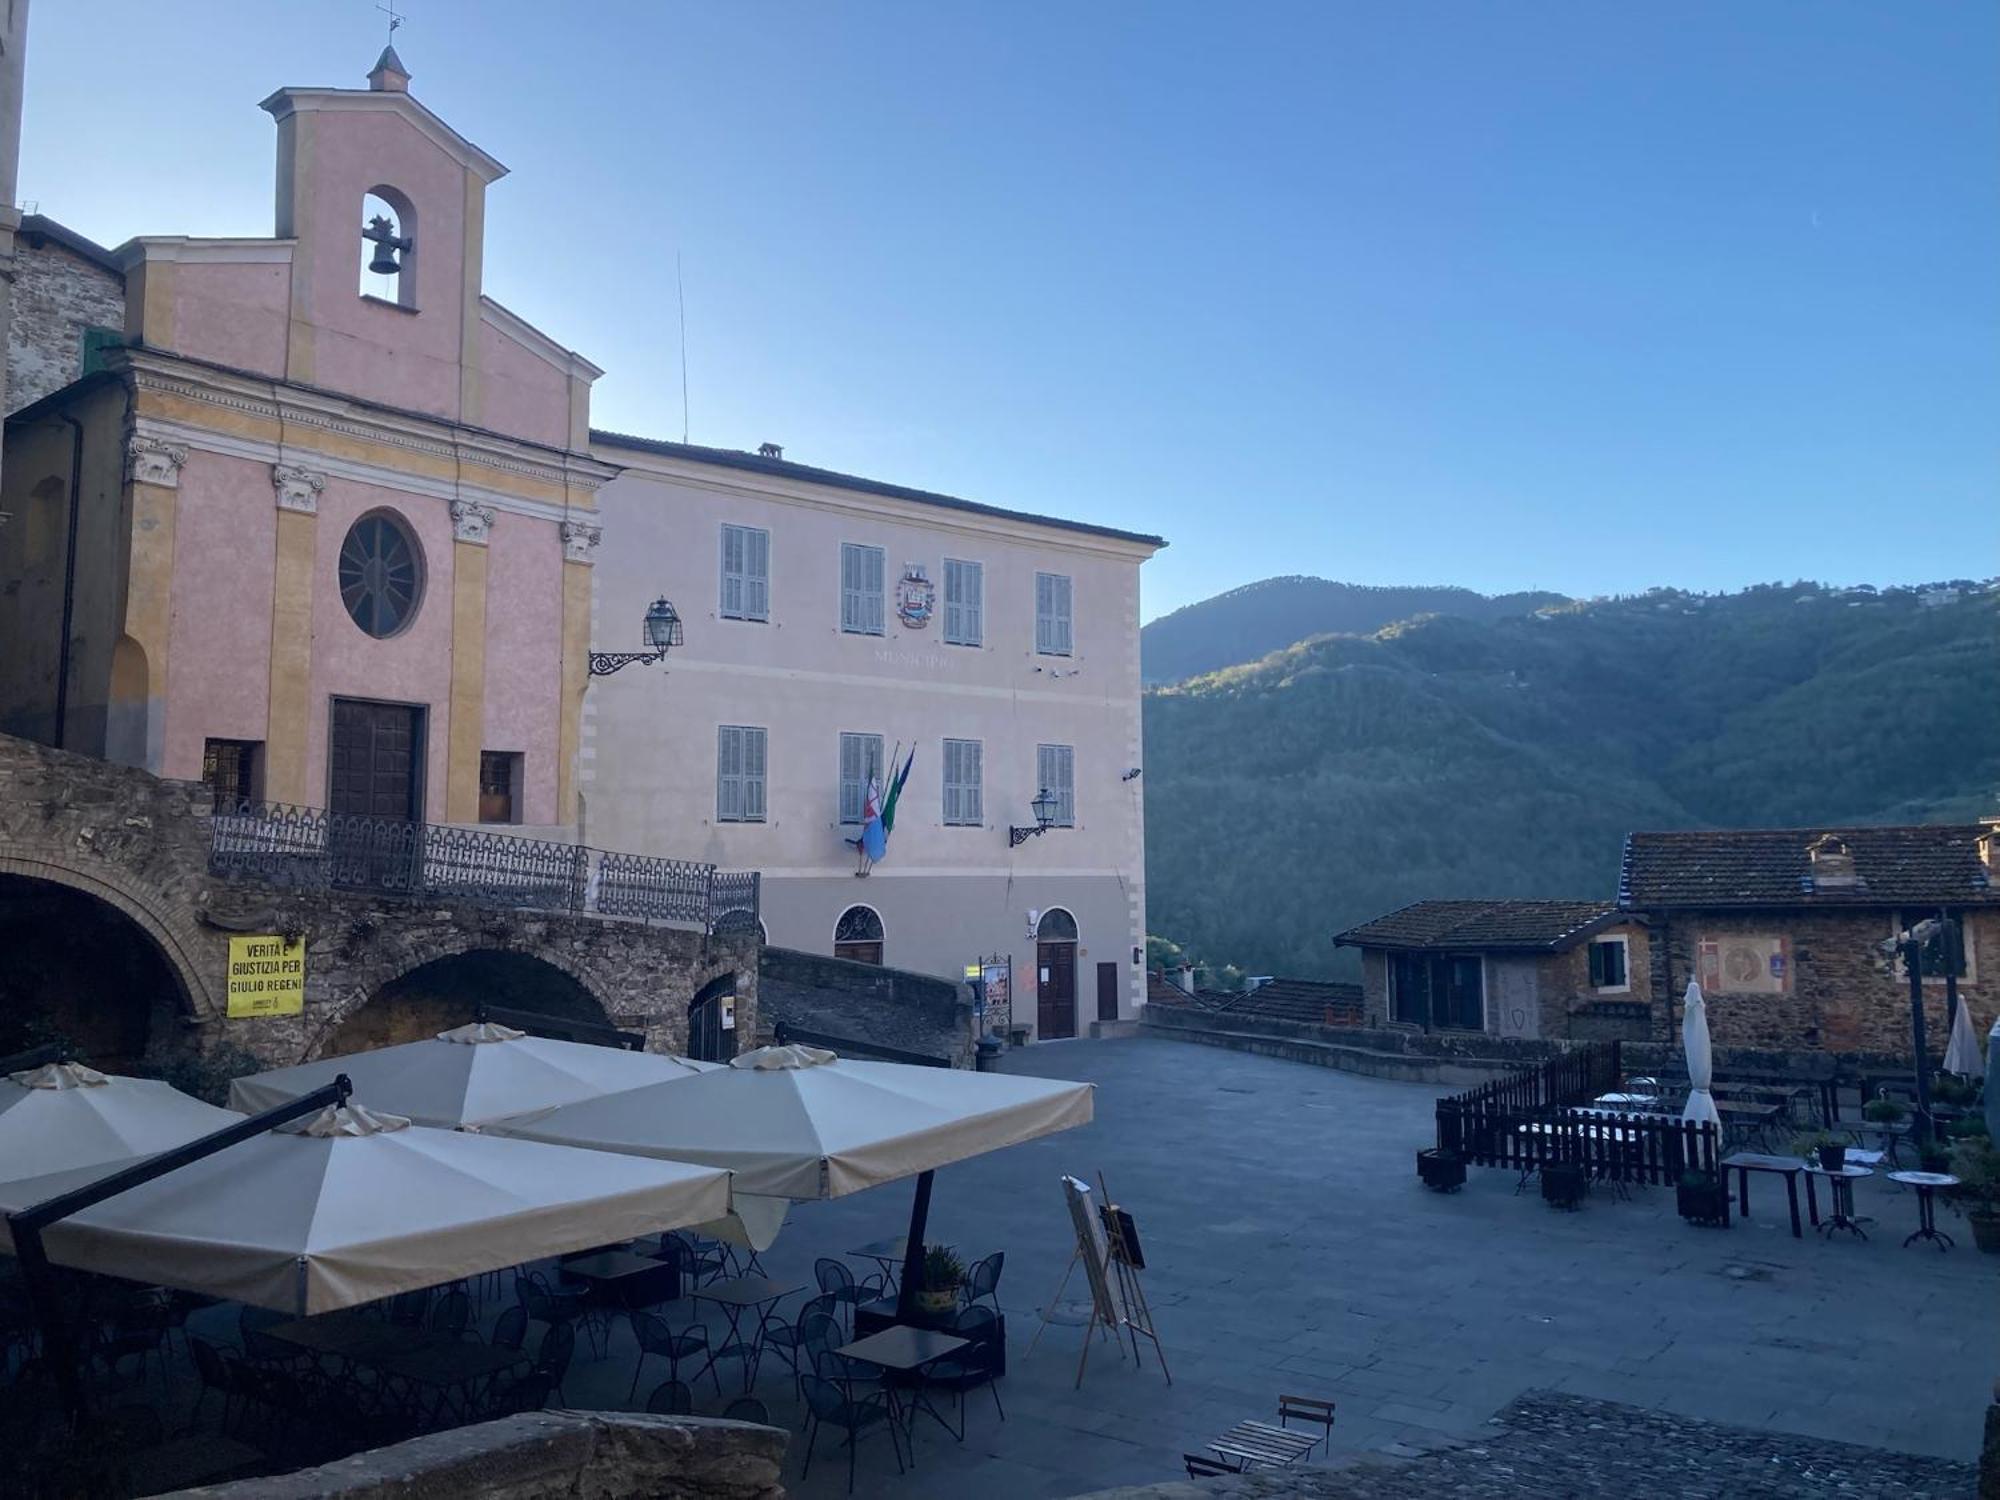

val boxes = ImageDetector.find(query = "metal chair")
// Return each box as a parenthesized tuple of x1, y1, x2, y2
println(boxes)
(533, 1321, 575, 1405)
(645, 1378, 694, 1416)
(1277, 1393, 1337, 1456)
(756, 1291, 839, 1398)
(491, 1304, 529, 1352)
(187, 1335, 244, 1434)
(803, 1315, 875, 1391)
(800, 1372, 905, 1495)
(386, 1289, 429, 1327)
(814, 1258, 885, 1334)
(722, 1395, 771, 1425)
(662, 1232, 726, 1287)
(958, 1251, 1005, 1313)
(628, 1311, 715, 1402)
(925, 1303, 1006, 1437)
(429, 1290, 474, 1340)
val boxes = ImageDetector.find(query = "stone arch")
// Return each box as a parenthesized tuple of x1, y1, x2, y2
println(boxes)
(0, 852, 214, 1023)
(686, 971, 735, 1063)
(0, 871, 198, 1069)
(1036, 907, 1078, 942)
(833, 903, 884, 964)
(307, 945, 620, 1062)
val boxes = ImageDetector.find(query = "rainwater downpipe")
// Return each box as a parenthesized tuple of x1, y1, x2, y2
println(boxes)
(51, 409, 85, 748)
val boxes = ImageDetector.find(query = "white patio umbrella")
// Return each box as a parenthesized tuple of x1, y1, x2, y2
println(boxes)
(229, 1021, 717, 1130)
(1680, 981, 1722, 1130)
(0, 1062, 242, 1177)
(488, 1042, 1094, 1199)
(0, 1101, 732, 1316)
(1942, 999, 1983, 1076)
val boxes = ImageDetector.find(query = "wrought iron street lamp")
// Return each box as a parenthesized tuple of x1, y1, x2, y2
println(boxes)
(1008, 787, 1061, 848)
(589, 597, 683, 677)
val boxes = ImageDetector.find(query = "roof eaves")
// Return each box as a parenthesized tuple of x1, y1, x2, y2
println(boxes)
(18, 214, 124, 276)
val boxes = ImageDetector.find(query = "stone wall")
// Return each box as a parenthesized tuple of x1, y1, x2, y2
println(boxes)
(0, 733, 758, 1074)
(6, 229, 123, 414)
(169, 1410, 786, 1500)
(757, 945, 973, 1066)
(1643, 907, 1999, 1056)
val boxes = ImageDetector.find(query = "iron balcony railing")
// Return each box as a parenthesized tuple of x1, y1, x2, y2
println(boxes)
(209, 802, 760, 935)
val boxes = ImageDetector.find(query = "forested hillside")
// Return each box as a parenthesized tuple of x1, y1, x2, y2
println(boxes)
(1141, 577, 1569, 685)
(1143, 581, 2000, 981)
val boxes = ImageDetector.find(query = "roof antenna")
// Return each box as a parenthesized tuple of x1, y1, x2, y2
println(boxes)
(677, 250, 690, 444)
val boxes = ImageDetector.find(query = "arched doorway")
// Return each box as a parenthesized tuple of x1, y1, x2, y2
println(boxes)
(834, 905, 884, 965)
(687, 972, 735, 1063)
(321, 950, 613, 1059)
(1035, 908, 1079, 1040)
(0, 875, 185, 1071)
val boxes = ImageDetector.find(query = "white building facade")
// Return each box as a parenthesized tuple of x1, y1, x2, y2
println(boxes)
(585, 434, 1163, 1040)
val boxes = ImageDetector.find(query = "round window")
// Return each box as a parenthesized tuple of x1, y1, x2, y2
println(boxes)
(338, 512, 424, 638)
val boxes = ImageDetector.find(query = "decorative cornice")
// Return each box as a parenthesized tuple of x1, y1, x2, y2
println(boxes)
(126, 434, 189, 488)
(272, 463, 326, 514)
(561, 520, 602, 564)
(450, 497, 496, 545)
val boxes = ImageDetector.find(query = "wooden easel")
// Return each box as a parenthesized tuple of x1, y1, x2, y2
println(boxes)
(1027, 1173, 1170, 1388)
(1097, 1171, 1170, 1384)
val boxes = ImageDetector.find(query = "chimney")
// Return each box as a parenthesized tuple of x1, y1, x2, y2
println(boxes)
(1807, 834, 1860, 890)
(1174, 963, 1195, 995)
(368, 45, 411, 93)
(758, 442, 784, 460)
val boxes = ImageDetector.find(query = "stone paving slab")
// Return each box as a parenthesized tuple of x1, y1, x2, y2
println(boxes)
(1075, 1390, 1978, 1498)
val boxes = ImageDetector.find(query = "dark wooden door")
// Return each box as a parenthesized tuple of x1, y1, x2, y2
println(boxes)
(1037, 941, 1076, 1039)
(1096, 961, 1119, 1023)
(329, 699, 422, 819)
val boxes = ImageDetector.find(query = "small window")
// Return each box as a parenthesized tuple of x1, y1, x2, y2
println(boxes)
(841, 543, 886, 635)
(1587, 936, 1629, 992)
(838, 732, 884, 825)
(834, 904, 884, 964)
(943, 738, 983, 826)
(716, 725, 768, 823)
(1037, 743, 1076, 826)
(943, 558, 983, 647)
(479, 751, 522, 824)
(720, 524, 770, 622)
(201, 739, 261, 811)
(1035, 571, 1073, 656)
(338, 511, 424, 638)
(1390, 953, 1484, 1031)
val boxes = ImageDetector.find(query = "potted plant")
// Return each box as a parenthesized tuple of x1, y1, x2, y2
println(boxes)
(1540, 1161, 1586, 1210)
(1416, 1147, 1465, 1193)
(1947, 1137, 2000, 1254)
(917, 1245, 966, 1313)
(1861, 1096, 1906, 1126)
(1676, 1169, 1728, 1227)
(1791, 1130, 1847, 1173)
(1917, 1137, 1953, 1175)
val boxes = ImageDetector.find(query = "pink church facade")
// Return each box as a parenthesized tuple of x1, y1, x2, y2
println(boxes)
(1, 49, 610, 831)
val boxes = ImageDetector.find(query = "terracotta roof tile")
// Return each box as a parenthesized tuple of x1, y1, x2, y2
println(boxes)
(1334, 900, 1622, 953)
(1219, 977, 1365, 1026)
(1619, 825, 1998, 909)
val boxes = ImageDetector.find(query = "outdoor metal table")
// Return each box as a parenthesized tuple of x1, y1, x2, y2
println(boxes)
(834, 1324, 970, 1448)
(1887, 1171, 1959, 1250)
(849, 1237, 911, 1294)
(1801, 1163, 1873, 1240)
(561, 1247, 679, 1310)
(265, 1311, 434, 1364)
(1720, 1152, 1806, 1237)
(368, 1340, 530, 1425)
(691, 1275, 801, 1392)
(1207, 1418, 1321, 1470)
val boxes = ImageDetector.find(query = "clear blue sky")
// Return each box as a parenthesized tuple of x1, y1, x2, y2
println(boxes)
(21, 2, 1997, 620)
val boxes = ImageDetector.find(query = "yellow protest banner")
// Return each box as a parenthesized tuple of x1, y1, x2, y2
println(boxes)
(226, 934, 306, 1018)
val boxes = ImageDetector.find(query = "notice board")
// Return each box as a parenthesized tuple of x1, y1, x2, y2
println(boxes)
(226, 934, 306, 1018)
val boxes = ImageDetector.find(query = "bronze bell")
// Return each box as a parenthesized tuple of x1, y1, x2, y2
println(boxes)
(363, 214, 406, 275)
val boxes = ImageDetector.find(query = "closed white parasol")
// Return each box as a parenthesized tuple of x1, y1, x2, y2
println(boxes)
(1681, 981, 1722, 1130)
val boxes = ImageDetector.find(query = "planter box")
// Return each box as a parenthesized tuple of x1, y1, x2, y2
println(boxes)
(1970, 1213, 2000, 1255)
(1541, 1163, 1586, 1211)
(1416, 1149, 1466, 1193)
(1676, 1178, 1729, 1227)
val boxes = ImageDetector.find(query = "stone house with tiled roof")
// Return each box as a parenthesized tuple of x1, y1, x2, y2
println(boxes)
(1618, 821, 2000, 1056)
(1334, 899, 1650, 1043)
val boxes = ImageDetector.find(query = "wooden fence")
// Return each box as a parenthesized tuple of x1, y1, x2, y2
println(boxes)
(1431, 1041, 1720, 1186)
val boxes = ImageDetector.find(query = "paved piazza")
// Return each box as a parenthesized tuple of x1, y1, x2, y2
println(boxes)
(545, 1036, 1996, 1497)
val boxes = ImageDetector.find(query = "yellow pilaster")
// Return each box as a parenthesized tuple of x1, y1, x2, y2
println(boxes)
(444, 538, 490, 823)
(556, 554, 592, 827)
(264, 504, 318, 804)
(114, 446, 182, 771)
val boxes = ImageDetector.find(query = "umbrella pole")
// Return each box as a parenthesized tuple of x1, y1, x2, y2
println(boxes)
(1904, 938, 1935, 1150)
(894, 1170, 935, 1323)
(6, 1074, 352, 1422)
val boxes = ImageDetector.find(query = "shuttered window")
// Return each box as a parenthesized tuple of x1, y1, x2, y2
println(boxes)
(1035, 571, 1073, 656)
(838, 732, 884, 825)
(1037, 743, 1075, 826)
(840, 543, 886, 635)
(942, 738, 984, 826)
(943, 558, 983, 647)
(716, 725, 767, 822)
(719, 524, 770, 622)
